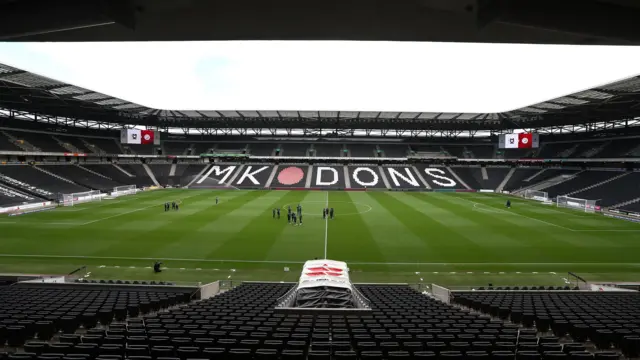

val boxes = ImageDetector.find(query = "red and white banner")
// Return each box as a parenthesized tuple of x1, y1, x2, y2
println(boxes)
(141, 130, 154, 144)
(504, 133, 534, 149)
(518, 133, 533, 148)
(297, 259, 352, 290)
(120, 129, 157, 145)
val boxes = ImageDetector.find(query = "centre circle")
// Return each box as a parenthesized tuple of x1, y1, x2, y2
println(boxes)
(280, 200, 372, 217)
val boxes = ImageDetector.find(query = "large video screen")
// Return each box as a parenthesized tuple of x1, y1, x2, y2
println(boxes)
(120, 129, 160, 145)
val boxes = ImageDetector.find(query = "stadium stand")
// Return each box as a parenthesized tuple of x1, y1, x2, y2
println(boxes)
(380, 144, 407, 157)
(0, 171, 54, 200)
(571, 171, 640, 207)
(4, 130, 67, 152)
(249, 143, 275, 156)
(0, 284, 193, 347)
(542, 170, 624, 199)
(0, 131, 25, 151)
(82, 164, 136, 186)
(452, 291, 640, 358)
(449, 167, 510, 190)
(20, 282, 621, 360)
(217, 142, 246, 154)
(349, 144, 376, 157)
(127, 144, 156, 155)
(163, 142, 190, 155)
(501, 168, 542, 192)
(176, 164, 208, 186)
(313, 143, 340, 157)
(597, 138, 640, 158)
(0, 184, 38, 206)
(117, 164, 156, 187)
(282, 143, 308, 156)
(192, 142, 214, 155)
(40, 165, 122, 192)
(148, 164, 172, 186)
(465, 145, 494, 159)
(87, 138, 122, 155)
(0, 165, 88, 195)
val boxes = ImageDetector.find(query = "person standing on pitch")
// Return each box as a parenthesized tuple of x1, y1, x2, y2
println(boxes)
(322, 208, 326, 219)
(277, 208, 280, 219)
(330, 207, 334, 220)
(287, 211, 291, 224)
(216, 196, 219, 205)
(272, 208, 276, 219)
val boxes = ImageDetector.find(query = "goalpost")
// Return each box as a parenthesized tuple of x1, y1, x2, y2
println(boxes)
(524, 189, 549, 202)
(112, 185, 137, 197)
(557, 195, 597, 213)
(60, 190, 102, 207)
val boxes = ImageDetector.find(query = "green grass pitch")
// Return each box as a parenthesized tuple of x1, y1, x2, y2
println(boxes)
(1, 189, 639, 287)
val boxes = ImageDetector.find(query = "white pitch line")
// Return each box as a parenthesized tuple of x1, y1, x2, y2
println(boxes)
(455, 195, 574, 231)
(0, 254, 636, 266)
(79, 191, 205, 226)
(324, 191, 329, 259)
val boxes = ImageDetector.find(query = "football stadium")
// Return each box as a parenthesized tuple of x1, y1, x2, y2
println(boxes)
(1, 2, 640, 358)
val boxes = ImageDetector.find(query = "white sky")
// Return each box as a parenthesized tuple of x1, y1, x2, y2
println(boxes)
(0, 41, 639, 113)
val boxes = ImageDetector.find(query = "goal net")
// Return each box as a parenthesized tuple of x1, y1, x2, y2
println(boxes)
(524, 189, 549, 202)
(60, 190, 102, 206)
(112, 185, 137, 197)
(557, 195, 597, 213)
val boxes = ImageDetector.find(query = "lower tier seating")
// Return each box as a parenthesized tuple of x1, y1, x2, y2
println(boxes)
(0, 165, 88, 195)
(543, 171, 622, 199)
(40, 165, 122, 192)
(572, 172, 640, 207)
(453, 291, 640, 358)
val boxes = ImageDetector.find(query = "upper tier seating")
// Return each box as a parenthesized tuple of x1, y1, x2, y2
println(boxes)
(571, 171, 640, 207)
(163, 142, 189, 155)
(349, 144, 375, 157)
(192, 143, 214, 155)
(502, 168, 543, 192)
(542, 171, 622, 198)
(313, 144, 340, 157)
(249, 143, 275, 156)
(40, 165, 122, 192)
(217, 143, 245, 154)
(0, 165, 88, 194)
(597, 138, 640, 158)
(88, 138, 122, 154)
(0, 131, 23, 151)
(380, 145, 407, 157)
(453, 291, 640, 358)
(127, 144, 156, 155)
(465, 146, 494, 159)
(0, 285, 192, 347)
(537, 143, 576, 158)
(282, 143, 307, 156)
(7, 131, 67, 152)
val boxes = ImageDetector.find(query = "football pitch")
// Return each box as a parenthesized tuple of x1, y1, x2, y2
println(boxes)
(1, 189, 639, 287)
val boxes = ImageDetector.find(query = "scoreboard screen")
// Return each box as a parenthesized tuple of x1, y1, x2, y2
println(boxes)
(498, 133, 539, 149)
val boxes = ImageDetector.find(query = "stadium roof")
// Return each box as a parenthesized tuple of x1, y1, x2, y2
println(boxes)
(2, 61, 640, 132)
(1, 0, 640, 46)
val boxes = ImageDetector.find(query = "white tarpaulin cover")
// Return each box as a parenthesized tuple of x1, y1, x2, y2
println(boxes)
(297, 259, 352, 291)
